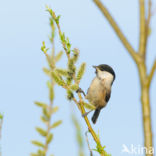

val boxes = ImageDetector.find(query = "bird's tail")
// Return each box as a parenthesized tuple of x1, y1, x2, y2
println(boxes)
(91, 108, 101, 124)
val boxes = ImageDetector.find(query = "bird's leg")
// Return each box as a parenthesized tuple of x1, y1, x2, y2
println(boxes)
(76, 88, 92, 117)
(76, 88, 86, 97)
(82, 109, 93, 117)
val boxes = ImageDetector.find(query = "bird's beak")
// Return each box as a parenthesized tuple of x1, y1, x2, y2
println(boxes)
(92, 65, 97, 69)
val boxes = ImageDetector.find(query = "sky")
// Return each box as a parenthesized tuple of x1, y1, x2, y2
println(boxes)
(0, 0, 156, 156)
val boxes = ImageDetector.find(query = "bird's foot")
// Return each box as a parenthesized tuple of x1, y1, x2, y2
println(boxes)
(76, 88, 86, 97)
(82, 110, 93, 117)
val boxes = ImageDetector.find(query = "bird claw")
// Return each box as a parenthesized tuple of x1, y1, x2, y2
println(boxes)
(82, 112, 88, 117)
(76, 88, 86, 97)
(82, 110, 93, 118)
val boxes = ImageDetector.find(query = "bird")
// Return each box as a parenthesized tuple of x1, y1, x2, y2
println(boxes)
(77, 64, 116, 124)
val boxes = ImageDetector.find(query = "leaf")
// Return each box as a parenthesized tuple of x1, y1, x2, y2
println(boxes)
(51, 120, 62, 128)
(0, 113, 3, 120)
(47, 81, 54, 101)
(37, 149, 46, 156)
(77, 63, 86, 81)
(32, 140, 44, 148)
(60, 33, 65, 43)
(40, 115, 49, 123)
(51, 72, 65, 86)
(66, 37, 71, 54)
(70, 84, 79, 91)
(43, 67, 51, 76)
(51, 106, 59, 114)
(55, 68, 68, 76)
(83, 102, 96, 110)
(72, 48, 79, 63)
(55, 15, 61, 24)
(36, 127, 47, 137)
(34, 102, 47, 108)
(67, 90, 74, 100)
(42, 108, 50, 119)
(55, 51, 63, 62)
(46, 133, 53, 144)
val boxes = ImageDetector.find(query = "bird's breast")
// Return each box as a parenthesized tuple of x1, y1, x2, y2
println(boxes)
(86, 77, 110, 108)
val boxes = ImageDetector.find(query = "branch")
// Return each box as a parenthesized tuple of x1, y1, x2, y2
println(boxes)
(31, 16, 62, 156)
(85, 131, 93, 156)
(46, 7, 108, 156)
(93, 0, 138, 62)
(147, 59, 156, 87)
(144, 0, 152, 52)
(139, 0, 146, 57)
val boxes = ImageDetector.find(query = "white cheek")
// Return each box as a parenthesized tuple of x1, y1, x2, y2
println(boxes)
(98, 71, 113, 85)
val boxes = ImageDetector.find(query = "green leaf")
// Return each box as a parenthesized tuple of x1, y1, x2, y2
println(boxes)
(47, 81, 52, 88)
(70, 84, 79, 91)
(60, 33, 65, 43)
(83, 102, 96, 110)
(66, 37, 71, 54)
(37, 149, 46, 156)
(47, 81, 54, 102)
(41, 41, 49, 53)
(77, 63, 86, 81)
(40, 115, 49, 123)
(36, 127, 47, 137)
(43, 67, 51, 76)
(51, 120, 62, 128)
(51, 72, 65, 86)
(55, 51, 63, 62)
(51, 106, 59, 114)
(34, 102, 47, 108)
(32, 140, 44, 148)
(42, 108, 50, 119)
(72, 48, 79, 63)
(46, 133, 53, 144)
(67, 90, 74, 100)
(55, 68, 68, 76)
(55, 15, 61, 24)
(0, 113, 3, 120)
(68, 59, 75, 72)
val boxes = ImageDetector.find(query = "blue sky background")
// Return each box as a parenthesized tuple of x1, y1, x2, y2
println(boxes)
(0, 0, 156, 155)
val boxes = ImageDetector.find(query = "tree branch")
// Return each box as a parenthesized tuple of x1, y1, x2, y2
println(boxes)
(139, 0, 146, 57)
(47, 7, 107, 155)
(147, 59, 156, 88)
(93, 0, 138, 62)
(144, 0, 152, 53)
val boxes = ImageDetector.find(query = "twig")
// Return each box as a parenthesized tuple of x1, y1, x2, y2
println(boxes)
(139, 0, 146, 57)
(85, 131, 93, 156)
(93, 0, 138, 63)
(144, 0, 152, 55)
(147, 59, 156, 88)
(47, 7, 106, 156)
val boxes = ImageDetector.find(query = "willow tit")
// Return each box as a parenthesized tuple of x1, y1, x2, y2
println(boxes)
(77, 64, 116, 124)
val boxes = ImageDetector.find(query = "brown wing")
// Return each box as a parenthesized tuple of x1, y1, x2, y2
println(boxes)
(105, 91, 111, 103)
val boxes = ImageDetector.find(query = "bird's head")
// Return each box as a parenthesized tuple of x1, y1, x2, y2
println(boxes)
(93, 64, 116, 85)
